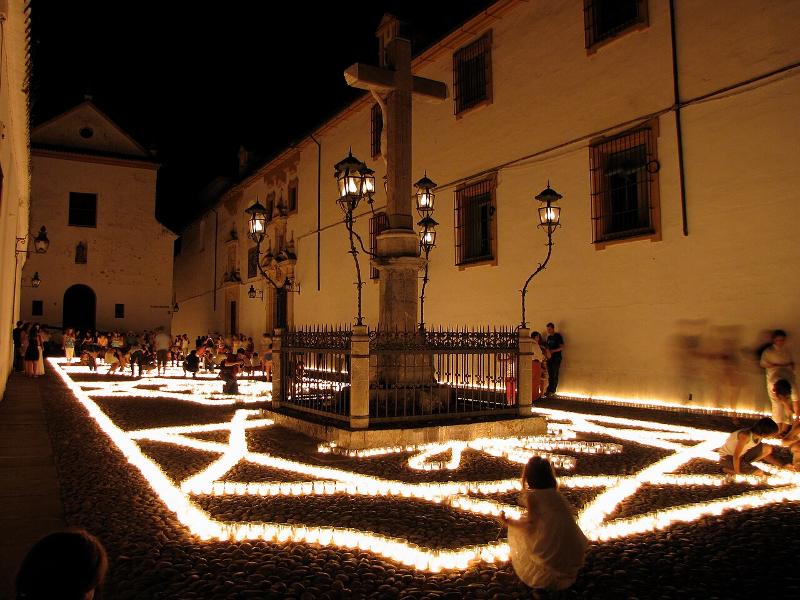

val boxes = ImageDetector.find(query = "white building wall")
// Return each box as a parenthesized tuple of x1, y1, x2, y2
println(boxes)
(21, 156, 174, 333)
(0, 0, 31, 397)
(174, 0, 800, 413)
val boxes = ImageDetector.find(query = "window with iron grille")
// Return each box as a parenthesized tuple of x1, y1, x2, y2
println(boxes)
(370, 103, 383, 158)
(453, 31, 492, 115)
(75, 242, 87, 264)
(454, 176, 497, 265)
(68, 192, 97, 227)
(115, 304, 125, 319)
(266, 192, 275, 221)
(369, 212, 390, 279)
(247, 246, 259, 279)
(32, 300, 43, 317)
(589, 123, 660, 244)
(584, 0, 648, 49)
(287, 179, 298, 213)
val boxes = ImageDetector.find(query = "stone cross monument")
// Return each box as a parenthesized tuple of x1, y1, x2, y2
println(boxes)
(344, 15, 447, 333)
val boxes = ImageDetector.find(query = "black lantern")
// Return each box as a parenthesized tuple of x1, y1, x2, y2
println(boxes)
(360, 164, 376, 198)
(535, 184, 562, 231)
(245, 200, 269, 244)
(334, 150, 367, 209)
(248, 285, 264, 300)
(172, 302, 179, 313)
(414, 173, 437, 217)
(417, 215, 438, 252)
(31, 272, 41, 288)
(33, 226, 50, 253)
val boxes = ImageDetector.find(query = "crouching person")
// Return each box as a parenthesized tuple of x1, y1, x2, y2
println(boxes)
(183, 349, 200, 378)
(498, 456, 588, 594)
(718, 417, 783, 475)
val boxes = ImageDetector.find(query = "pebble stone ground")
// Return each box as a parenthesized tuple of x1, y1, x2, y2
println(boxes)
(12, 369, 800, 599)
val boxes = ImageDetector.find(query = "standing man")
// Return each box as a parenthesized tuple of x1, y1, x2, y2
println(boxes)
(545, 322, 564, 397)
(760, 329, 797, 436)
(154, 327, 172, 376)
(12, 321, 23, 372)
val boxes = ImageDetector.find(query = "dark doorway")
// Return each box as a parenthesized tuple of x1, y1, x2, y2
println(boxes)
(63, 284, 96, 332)
(230, 300, 237, 336)
(275, 288, 288, 329)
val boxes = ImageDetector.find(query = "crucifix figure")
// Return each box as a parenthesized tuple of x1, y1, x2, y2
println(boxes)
(344, 15, 447, 333)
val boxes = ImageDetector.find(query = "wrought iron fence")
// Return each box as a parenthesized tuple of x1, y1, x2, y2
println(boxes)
(369, 326, 519, 423)
(280, 326, 352, 420)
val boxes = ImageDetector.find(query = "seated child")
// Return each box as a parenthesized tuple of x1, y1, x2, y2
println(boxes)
(718, 417, 783, 475)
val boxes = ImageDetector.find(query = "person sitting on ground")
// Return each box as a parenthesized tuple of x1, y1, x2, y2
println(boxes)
(497, 456, 588, 593)
(219, 348, 246, 394)
(183, 349, 200, 378)
(718, 417, 783, 475)
(15, 528, 108, 600)
(80, 348, 98, 372)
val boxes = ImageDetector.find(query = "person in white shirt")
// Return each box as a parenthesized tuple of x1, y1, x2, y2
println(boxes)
(497, 456, 588, 592)
(718, 417, 782, 475)
(760, 329, 798, 435)
(154, 328, 172, 376)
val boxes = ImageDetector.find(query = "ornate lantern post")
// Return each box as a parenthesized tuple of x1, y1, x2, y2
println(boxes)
(334, 149, 374, 326)
(520, 183, 563, 329)
(415, 173, 438, 331)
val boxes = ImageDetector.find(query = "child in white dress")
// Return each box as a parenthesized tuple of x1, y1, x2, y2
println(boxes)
(498, 456, 588, 592)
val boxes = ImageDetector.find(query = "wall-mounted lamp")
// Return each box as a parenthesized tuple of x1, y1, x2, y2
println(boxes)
(16, 226, 50, 255)
(248, 285, 264, 300)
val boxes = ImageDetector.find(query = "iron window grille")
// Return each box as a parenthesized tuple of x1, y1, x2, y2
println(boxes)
(247, 246, 259, 279)
(114, 303, 125, 319)
(32, 300, 43, 317)
(370, 103, 383, 158)
(68, 192, 97, 227)
(369, 212, 390, 279)
(589, 124, 659, 243)
(453, 31, 492, 115)
(287, 179, 299, 213)
(584, 0, 648, 49)
(75, 242, 87, 264)
(454, 176, 497, 265)
(266, 192, 275, 221)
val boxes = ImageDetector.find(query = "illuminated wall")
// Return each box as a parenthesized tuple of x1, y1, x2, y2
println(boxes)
(174, 0, 800, 412)
(21, 101, 175, 333)
(0, 0, 32, 397)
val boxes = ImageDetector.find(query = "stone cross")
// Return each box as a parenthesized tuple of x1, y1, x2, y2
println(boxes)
(343, 15, 447, 333)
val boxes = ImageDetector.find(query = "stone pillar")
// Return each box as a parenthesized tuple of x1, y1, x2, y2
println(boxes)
(349, 325, 370, 429)
(517, 328, 533, 416)
(271, 328, 283, 409)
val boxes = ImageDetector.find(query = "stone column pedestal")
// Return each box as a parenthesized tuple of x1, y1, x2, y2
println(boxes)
(517, 328, 533, 416)
(271, 328, 283, 409)
(349, 325, 370, 429)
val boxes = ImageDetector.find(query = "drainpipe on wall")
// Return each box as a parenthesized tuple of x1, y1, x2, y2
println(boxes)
(669, 0, 689, 236)
(309, 134, 322, 291)
(209, 207, 219, 311)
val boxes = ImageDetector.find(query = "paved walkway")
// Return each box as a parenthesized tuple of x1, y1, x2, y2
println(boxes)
(0, 372, 65, 600)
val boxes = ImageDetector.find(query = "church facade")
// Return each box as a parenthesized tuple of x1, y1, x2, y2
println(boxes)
(21, 101, 175, 334)
(173, 0, 800, 413)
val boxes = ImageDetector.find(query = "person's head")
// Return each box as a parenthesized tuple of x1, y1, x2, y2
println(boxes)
(237, 348, 246, 356)
(532, 331, 541, 342)
(523, 456, 557, 490)
(15, 528, 107, 600)
(773, 379, 792, 400)
(772, 329, 787, 347)
(750, 417, 779, 438)
(16, 320, 22, 327)
(546, 322, 555, 334)
(189, 349, 196, 356)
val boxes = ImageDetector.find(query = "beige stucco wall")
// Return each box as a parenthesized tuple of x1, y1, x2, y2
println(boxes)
(174, 0, 800, 413)
(0, 0, 32, 397)
(21, 155, 174, 333)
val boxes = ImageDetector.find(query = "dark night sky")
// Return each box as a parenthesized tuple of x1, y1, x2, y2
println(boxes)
(30, 1, 493, 231)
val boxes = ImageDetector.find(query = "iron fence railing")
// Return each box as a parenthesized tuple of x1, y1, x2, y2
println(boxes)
(369, 326, 518, 423)
(280, 326, 352, 420)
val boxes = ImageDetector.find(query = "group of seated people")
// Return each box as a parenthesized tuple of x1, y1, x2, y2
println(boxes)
(65, 329, 273, 384)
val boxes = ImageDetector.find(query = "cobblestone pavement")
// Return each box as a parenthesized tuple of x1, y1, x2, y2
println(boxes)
(38, 363, 800, 599)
